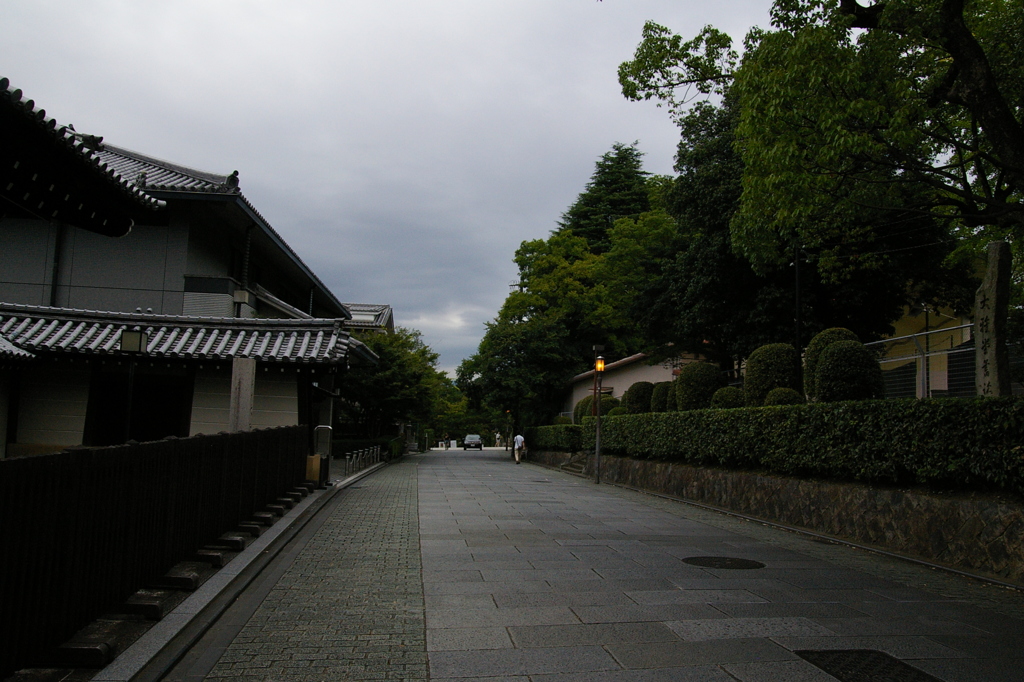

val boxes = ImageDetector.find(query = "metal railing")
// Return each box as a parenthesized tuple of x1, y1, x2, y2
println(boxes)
(865, 324, 977, 399)
(341, 445, 382, 476)
(0, 426, 308, 678)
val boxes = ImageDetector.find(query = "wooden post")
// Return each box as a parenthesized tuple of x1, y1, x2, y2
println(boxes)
(228, 357, 256, 432)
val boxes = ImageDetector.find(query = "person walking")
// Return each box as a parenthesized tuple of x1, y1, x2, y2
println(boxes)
(513, 433, 525, 464)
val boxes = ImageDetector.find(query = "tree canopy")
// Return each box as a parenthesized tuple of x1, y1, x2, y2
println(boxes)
(619, 0, 1024, 269)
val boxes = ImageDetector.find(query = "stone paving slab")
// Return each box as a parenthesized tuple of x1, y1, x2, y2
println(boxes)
(162, 448, 1024, 681)
(419, 450, 1024, 681)
(202, 460, 428, 681)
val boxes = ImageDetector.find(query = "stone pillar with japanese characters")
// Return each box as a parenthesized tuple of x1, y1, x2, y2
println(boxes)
(975, 240, 1012, 397)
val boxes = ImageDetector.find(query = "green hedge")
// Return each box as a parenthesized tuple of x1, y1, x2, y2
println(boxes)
(531, 398, 1024, 495)
(525, 424, 582, 452)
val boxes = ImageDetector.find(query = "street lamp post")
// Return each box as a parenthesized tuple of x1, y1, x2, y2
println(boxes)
(594, 355, 604, 485)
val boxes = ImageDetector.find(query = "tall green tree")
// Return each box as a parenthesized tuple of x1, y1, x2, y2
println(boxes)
(338, 328, 447, 438)
(459, 144, 668, 425)
(557, 142, 652, 254)
(633, 90, 975, 365)
(619, 0, 1024, 269)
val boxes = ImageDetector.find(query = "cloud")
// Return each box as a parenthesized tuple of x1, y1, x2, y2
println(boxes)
(2, 0, 771, 371)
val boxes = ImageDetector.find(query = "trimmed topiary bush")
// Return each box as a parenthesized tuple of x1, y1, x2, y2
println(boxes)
(553, 415, 572, 425)
(674, 362, 726, 411)
(621, 381, 655, 414)
(804, 327, 860, 399)
(764, 387, 805, 406)
(711, 386, 745, 409)
(606, 406, 628, 416)
(598, 395, 621, 415)
(573, 395, 593, 423)
(650, 381, 674, 412)
(815, 340, 884, 402)
(575, 394, 620, 422)
(743, 343, 802, 407)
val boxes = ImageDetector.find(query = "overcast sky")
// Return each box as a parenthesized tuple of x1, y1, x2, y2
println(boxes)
(3, 0, 771, 374)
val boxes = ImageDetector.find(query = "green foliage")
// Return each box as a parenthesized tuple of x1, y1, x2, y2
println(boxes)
(553, 415, 572, 425)
(337, 328, 449, 438)
(599, 395, 621, 415)
(533, 398, 1024, 496)
(711, 386, 745, 409)
(459, 144, 672, 427)
(607, 406, 629, 416)
(743, 343, 802, 407)
(815, 340, 885, 402)
(525, 424, 582, 453)
(650, 381, 674, 412)
(573, 395, 594, 424)
(557, 142, 652, 254)
(619, 1, 1024, 266)
(804, 327, 860, 398)
(621, 381, 655, 414)
(764, 387, 805, 406)
(674, 362, 726, 411)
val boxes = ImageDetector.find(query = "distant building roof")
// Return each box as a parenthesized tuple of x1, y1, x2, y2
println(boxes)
(0, 77, 163, 236)
(342, 303, 394, 332)
(0, 303, 376, 366)
(570, 353, 651, 384)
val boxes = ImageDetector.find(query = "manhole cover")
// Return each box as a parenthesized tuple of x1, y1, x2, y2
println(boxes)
(796, 650, 942, 681)
(682, 556, 765, 570)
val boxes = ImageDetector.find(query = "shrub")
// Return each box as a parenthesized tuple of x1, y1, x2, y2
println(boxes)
(764, 387, 805, 406)
(744, 343, 802, 407)
(650, 381, 674, 412)
(606, 406, 628, 416)
(525, 424, 581, 452)
(565, 397, 1024, 496)
(711, 386, 745, 409)
(674, 362, 726, 411)
(574, 394, 619, 422)
(816, 340, 884, 402)
(553, 415, 572, 425)
(621, 381, 655, 414)
(598, 395, 621, 415)
(805, 327, 860, 399)
(573, 395, 593, 423)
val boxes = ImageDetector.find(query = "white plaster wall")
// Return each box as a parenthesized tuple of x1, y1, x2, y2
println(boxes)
(564, 358, 688, 416)
(252, 370, 299, 428)
(190, 369, 231, 436)
(17, 365, 90, 446)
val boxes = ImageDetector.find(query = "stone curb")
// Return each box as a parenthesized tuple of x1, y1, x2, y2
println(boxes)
(92, 459, 392, 682)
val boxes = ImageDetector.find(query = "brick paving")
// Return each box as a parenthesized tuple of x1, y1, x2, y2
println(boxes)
(204, 459, 427, 681)
(189, 449, 1024, 681)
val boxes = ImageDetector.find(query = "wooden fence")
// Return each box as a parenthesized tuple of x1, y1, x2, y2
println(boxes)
(0, 426, 308, 677)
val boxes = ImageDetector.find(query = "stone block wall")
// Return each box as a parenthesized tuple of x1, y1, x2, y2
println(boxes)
(529, 450, 1024, 585)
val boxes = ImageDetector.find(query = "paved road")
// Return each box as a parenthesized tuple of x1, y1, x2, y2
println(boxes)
(174, 448, 1024, 681)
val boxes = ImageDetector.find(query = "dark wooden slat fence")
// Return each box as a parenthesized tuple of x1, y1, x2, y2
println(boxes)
(0, 425, 307, 677)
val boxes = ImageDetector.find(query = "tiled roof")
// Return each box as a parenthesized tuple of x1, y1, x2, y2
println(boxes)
(0, 303, 375, 366)
(94, 144, 239, 194)
(0, 334, 34, 361)
(342, 303, 394, 331)
(0, 77, 164, 236)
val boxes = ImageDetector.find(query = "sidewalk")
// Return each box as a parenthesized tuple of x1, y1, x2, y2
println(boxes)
(181, 449, 1024, 681)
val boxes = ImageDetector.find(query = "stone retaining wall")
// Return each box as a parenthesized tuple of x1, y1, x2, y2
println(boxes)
(530, 450, 1024, 585)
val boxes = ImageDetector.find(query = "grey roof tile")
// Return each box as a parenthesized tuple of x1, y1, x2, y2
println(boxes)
(0, 303, 375, 365)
